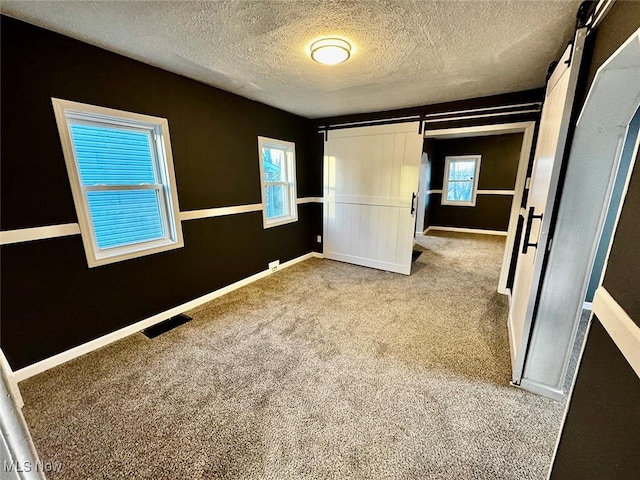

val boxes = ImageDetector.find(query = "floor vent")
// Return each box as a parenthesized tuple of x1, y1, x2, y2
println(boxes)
(143, 314, 192, 339)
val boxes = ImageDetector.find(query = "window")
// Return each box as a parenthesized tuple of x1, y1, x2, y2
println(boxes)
(52, 98, 183, 267)
(257, 137, 298, 228)
(442, 155, 481, 206)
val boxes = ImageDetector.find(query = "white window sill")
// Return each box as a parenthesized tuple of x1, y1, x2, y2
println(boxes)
(263, 216, 298, 229)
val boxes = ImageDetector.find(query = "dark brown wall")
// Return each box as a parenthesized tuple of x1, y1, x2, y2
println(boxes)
(424, 133, 523, 231)
(0, 16, 323, 370)
(550, 2, 640, 478)
(583, 1, 640, 105)
(602, 151, 640, 324)
(552, 148, 640, 480)
(550, 319, 640, 480)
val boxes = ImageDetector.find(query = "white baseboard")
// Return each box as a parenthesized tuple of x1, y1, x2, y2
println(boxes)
(424, 226, 508, 236)
(13, 251, 321, 382)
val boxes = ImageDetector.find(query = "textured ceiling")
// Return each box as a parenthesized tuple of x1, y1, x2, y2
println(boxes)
(1, 0, 580, 119)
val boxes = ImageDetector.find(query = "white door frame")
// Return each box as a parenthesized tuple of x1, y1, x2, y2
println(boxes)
(546, 26, 640, 480)
(423, 121, 536, 294)
(415, 153, 429, 234)
(1, 349, 44, 480)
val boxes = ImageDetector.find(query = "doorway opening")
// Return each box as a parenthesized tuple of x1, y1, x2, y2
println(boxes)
(417, 122, 536, 294)
(564, 106, 640, 391)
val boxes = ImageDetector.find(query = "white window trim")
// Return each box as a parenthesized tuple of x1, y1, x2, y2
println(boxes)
(441, 154, 482, 207)
(51, 98, 184, 267)
(257, 136, 298, 228)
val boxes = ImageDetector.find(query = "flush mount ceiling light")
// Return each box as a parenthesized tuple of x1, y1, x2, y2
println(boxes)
(310, 38, 352, 65)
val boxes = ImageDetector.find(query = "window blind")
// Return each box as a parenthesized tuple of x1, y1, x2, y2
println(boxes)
(70, 124, 165, 249)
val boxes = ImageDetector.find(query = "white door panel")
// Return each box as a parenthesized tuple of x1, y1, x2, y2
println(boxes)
(509, 71, 569, 352)
(325, 203, 413, 270)
(324, 123, 422, 275)
(508, 29, 587, 384)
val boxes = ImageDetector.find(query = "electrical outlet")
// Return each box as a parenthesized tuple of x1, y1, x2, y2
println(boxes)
(317, 235, 322, 243)
(268, 260, 280, 272)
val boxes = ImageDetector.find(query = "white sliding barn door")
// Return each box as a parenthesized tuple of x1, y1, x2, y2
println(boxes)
(323, 123, 423, 275)
(508, 30, 587, 384)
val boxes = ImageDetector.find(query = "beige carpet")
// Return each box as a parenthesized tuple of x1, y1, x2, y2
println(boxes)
(20, 232, 564, 479)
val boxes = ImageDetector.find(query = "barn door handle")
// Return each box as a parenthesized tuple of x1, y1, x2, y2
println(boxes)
(410, 192, 417, 215)
(522, 206, 544, 254)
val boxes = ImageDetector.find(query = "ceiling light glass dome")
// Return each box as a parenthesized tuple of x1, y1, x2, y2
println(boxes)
(310, 38, 351, 65)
